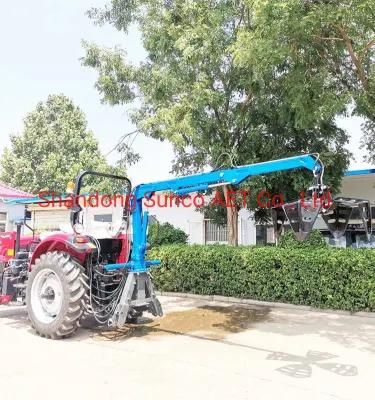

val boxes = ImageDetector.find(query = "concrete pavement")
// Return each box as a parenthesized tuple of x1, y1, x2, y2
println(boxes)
(0, 296, 374, 400)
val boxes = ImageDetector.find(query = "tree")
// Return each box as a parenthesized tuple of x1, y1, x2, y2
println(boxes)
(148, 222, 188, 247)
(82, 0, 350, 244)
(234, 0, 375, 160)
(0, 94, 125, 194)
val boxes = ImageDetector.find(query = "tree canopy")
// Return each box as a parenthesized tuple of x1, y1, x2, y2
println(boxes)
(0, 94, 125, 194)
(234, 0, 375, 160)
(82, 0, 352, 243)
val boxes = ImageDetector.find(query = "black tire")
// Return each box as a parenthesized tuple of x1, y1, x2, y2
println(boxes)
(26, 251, 87, 339)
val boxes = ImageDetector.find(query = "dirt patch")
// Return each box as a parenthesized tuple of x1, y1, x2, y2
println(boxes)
(93, 305, 270, 342)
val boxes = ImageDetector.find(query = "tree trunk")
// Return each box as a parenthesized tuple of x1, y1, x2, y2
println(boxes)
(337, 26, 369, 91)
(223, 185, 238, 246)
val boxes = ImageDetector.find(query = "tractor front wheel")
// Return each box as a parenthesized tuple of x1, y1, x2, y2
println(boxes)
(26, 251, 87, 339)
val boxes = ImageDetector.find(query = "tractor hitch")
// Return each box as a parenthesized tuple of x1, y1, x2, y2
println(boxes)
(108, 272, 163, 328)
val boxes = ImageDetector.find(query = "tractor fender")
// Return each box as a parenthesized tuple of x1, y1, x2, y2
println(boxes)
(30, 233, 90, 270)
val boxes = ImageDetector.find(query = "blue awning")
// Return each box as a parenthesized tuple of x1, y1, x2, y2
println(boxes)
(345, 169, 375, 177)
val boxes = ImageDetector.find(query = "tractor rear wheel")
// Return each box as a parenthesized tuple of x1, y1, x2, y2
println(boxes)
(26, 251, 87, 339)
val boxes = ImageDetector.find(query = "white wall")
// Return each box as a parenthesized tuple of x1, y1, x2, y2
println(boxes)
(143, 198, 256, 245)
(238, 209, 256, 245)
(0, 201, 29, 233)
(340, 175, 375, 202)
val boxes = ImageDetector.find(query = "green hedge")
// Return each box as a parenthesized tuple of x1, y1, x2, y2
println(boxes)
(149, 244, 375, 312)
(279, 229, 328, 249)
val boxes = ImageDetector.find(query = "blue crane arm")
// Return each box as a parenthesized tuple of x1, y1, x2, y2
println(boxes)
(133, 154, 322, 200)
(104, 154, 323, 273)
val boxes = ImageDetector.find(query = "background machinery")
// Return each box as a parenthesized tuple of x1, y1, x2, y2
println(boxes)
(0, 153, 372, 338)
(0, 217, 39, 305)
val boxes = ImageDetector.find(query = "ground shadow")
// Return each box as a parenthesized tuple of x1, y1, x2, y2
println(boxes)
(0, 305, 29, 328)
(266, 350, 358, 378)
(0, 303, 359, 379)
(251, 309, 375, 354)
(0, 305, 93, 340)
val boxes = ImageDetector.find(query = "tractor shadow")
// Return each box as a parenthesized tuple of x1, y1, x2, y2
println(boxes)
(252, 309, 375, 355)
(0, 305, 93, 340)
(0, 305, 29, 329)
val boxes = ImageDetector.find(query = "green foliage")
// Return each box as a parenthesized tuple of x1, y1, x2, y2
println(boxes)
(148, 222, 188, 247)
(83, 0, 350, 232)
(279, 230, 328, 249)
(0, 94, 125, 194)
(149, 244, 375, 311)
(234, 0, 375, 161)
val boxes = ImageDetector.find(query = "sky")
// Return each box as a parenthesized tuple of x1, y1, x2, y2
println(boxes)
(0, 0, 174, 185)
(0, 0, 372, 188)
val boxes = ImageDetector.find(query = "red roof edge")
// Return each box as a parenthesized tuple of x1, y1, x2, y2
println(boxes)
(0, 181, 34, 199)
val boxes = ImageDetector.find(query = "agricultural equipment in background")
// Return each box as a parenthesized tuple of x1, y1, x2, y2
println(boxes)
(273, 197, 373, 242)
(0, 223, 34, 265)
(272, 194, 373, 242)
(0, 221, 39, 305)
(321, 197, 372, 240)
(0, 153, 372, 339)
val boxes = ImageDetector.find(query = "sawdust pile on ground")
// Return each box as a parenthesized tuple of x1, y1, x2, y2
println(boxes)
(94, 305, 270, 341)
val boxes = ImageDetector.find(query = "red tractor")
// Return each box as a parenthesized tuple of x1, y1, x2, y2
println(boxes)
(24, 171, 132, 338)
(1, 171, 132, 338)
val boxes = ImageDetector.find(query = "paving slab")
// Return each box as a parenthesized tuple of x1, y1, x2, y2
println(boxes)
(0, 296, 374, 400)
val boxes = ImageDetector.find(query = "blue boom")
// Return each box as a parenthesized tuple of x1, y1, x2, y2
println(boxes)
(105, 154, 323, 274)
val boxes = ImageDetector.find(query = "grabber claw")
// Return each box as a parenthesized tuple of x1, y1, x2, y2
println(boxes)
(282, 198, 322, 241)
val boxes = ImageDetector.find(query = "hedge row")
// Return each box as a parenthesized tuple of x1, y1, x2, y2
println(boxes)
(149, 244, 375, 312)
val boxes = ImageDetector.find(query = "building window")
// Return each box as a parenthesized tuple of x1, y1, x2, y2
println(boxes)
(256, 225, 267, 246)
(94, 214, 113, 223)
(205, 220, 228, 243)
(256, 225, 276, 246)
(0, 212, 7, 232)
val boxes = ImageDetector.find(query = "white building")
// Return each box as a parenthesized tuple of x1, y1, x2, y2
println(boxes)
(0, 182, 33, 232)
